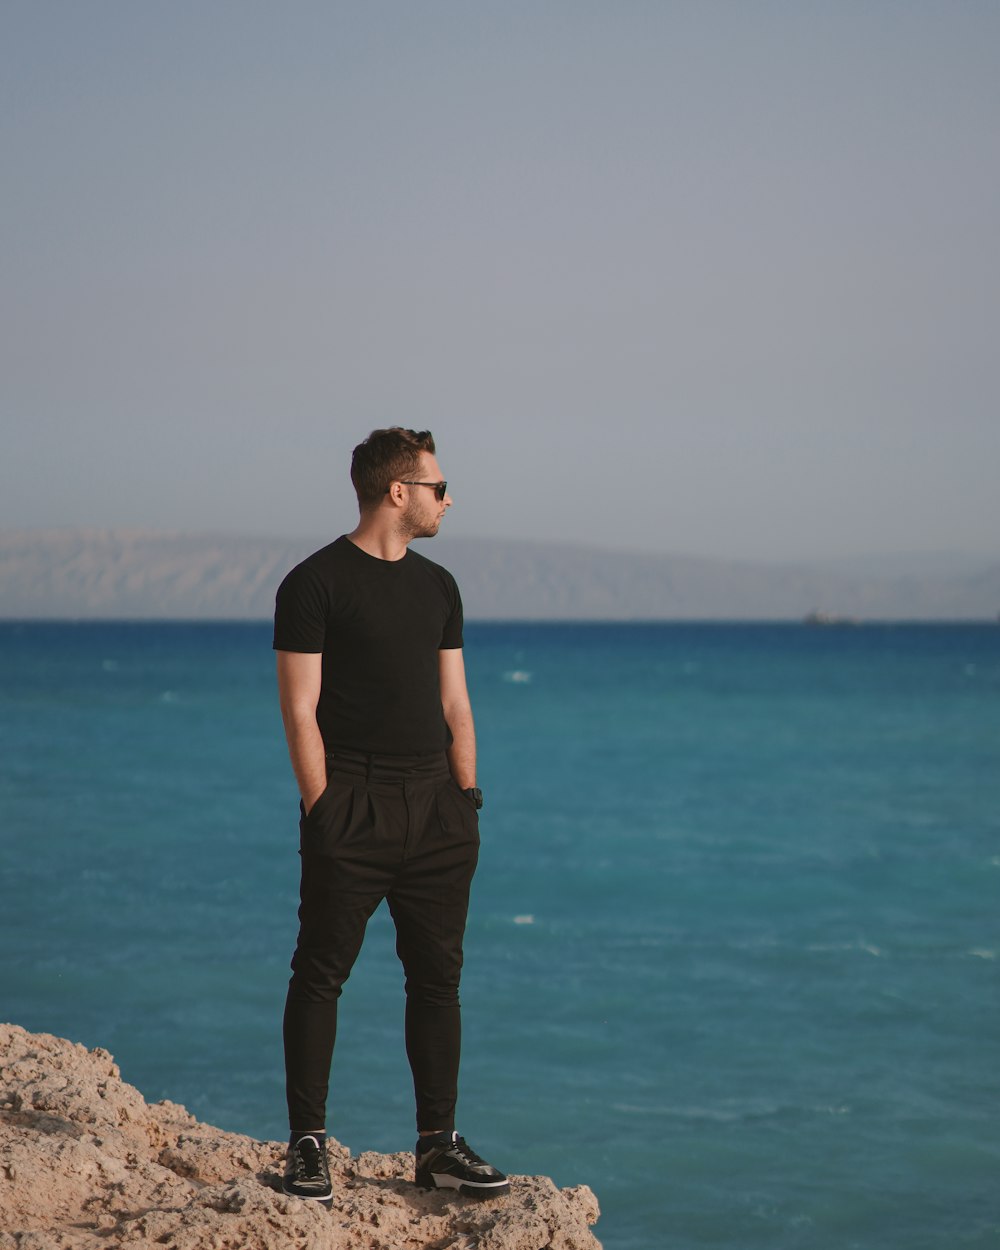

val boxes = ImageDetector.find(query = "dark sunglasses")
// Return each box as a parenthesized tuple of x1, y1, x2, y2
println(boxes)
(397, 480, 448, 501)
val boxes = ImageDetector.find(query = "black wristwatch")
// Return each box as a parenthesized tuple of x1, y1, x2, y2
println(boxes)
(463, 787, 484, 810)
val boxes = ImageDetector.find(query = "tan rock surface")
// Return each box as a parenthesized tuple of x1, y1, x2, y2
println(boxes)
(0, 1024, 600, 1249)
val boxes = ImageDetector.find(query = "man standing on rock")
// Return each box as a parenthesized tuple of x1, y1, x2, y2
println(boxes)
(272, 428, 508, 1209)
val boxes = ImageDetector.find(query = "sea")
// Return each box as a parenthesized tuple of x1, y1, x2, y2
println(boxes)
(1, 620, 997, 1249)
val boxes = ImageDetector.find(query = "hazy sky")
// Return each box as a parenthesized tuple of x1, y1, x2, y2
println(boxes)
(4, 1, 998, 562)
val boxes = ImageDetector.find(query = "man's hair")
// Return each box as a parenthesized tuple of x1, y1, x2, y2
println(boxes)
(351, 427, 436, 509)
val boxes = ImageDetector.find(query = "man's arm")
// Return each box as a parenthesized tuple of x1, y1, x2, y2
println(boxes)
(276, 650, 327, 814)
(439, 647, 476, 789)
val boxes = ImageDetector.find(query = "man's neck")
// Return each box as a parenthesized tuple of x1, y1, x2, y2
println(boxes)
(346, 518, 411, 562)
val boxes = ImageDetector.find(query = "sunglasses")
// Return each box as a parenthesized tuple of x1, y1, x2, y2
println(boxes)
(397, 480, 448, 501)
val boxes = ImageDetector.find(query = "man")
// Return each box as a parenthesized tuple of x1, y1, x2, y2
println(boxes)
(273, 427, 508, 1209)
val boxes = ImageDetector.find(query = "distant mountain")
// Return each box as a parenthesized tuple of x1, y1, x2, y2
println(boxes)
(1, 528, 999, 620)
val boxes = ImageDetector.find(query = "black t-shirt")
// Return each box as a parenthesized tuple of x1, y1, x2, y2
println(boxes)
(272, 535, 463, 755)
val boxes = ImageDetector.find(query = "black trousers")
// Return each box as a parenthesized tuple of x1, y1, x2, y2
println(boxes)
(283, 748, 480, 1133)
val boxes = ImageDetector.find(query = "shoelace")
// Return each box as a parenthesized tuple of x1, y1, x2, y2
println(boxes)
(446, 1136, 490, 1170)
(291, 1138, 327, 1183)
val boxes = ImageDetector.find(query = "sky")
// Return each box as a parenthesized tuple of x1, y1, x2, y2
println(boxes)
(3, 1, 999, 563)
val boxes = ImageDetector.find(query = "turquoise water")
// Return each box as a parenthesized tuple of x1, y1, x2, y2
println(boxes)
(2, 621, 998, 1248)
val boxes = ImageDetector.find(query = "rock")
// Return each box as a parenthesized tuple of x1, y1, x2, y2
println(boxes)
(0, 1024, 601, 1249)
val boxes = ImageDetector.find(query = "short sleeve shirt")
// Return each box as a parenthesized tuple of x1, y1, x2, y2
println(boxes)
(273, 536, 463, 755)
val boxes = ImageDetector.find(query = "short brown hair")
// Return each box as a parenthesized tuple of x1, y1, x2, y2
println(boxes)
(351, 427, 436, 509)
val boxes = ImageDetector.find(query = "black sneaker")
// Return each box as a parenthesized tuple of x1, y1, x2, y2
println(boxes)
(415, 1131, 510, 1199)
(282, 1134, 333, 1207)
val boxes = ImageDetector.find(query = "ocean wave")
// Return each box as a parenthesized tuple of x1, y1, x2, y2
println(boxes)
(805, 939, 883, 956)
(611, 1100, 852, 1123)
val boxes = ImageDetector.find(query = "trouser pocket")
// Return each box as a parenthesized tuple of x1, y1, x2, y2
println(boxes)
(299, 777, 365, 857)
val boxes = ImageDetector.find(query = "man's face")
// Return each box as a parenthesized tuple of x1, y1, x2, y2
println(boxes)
(400, 450, 452, 539)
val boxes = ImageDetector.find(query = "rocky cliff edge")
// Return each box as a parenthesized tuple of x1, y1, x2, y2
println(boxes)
(0, 1024, 600, 1249)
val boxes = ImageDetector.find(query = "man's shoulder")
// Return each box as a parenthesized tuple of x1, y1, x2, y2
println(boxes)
(275, 538, 351, 608)
(406, 545, 459, 589)
(282, 536, 349, 579)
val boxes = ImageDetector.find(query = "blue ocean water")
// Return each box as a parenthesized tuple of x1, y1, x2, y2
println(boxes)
(1, 620, 998, 1249)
